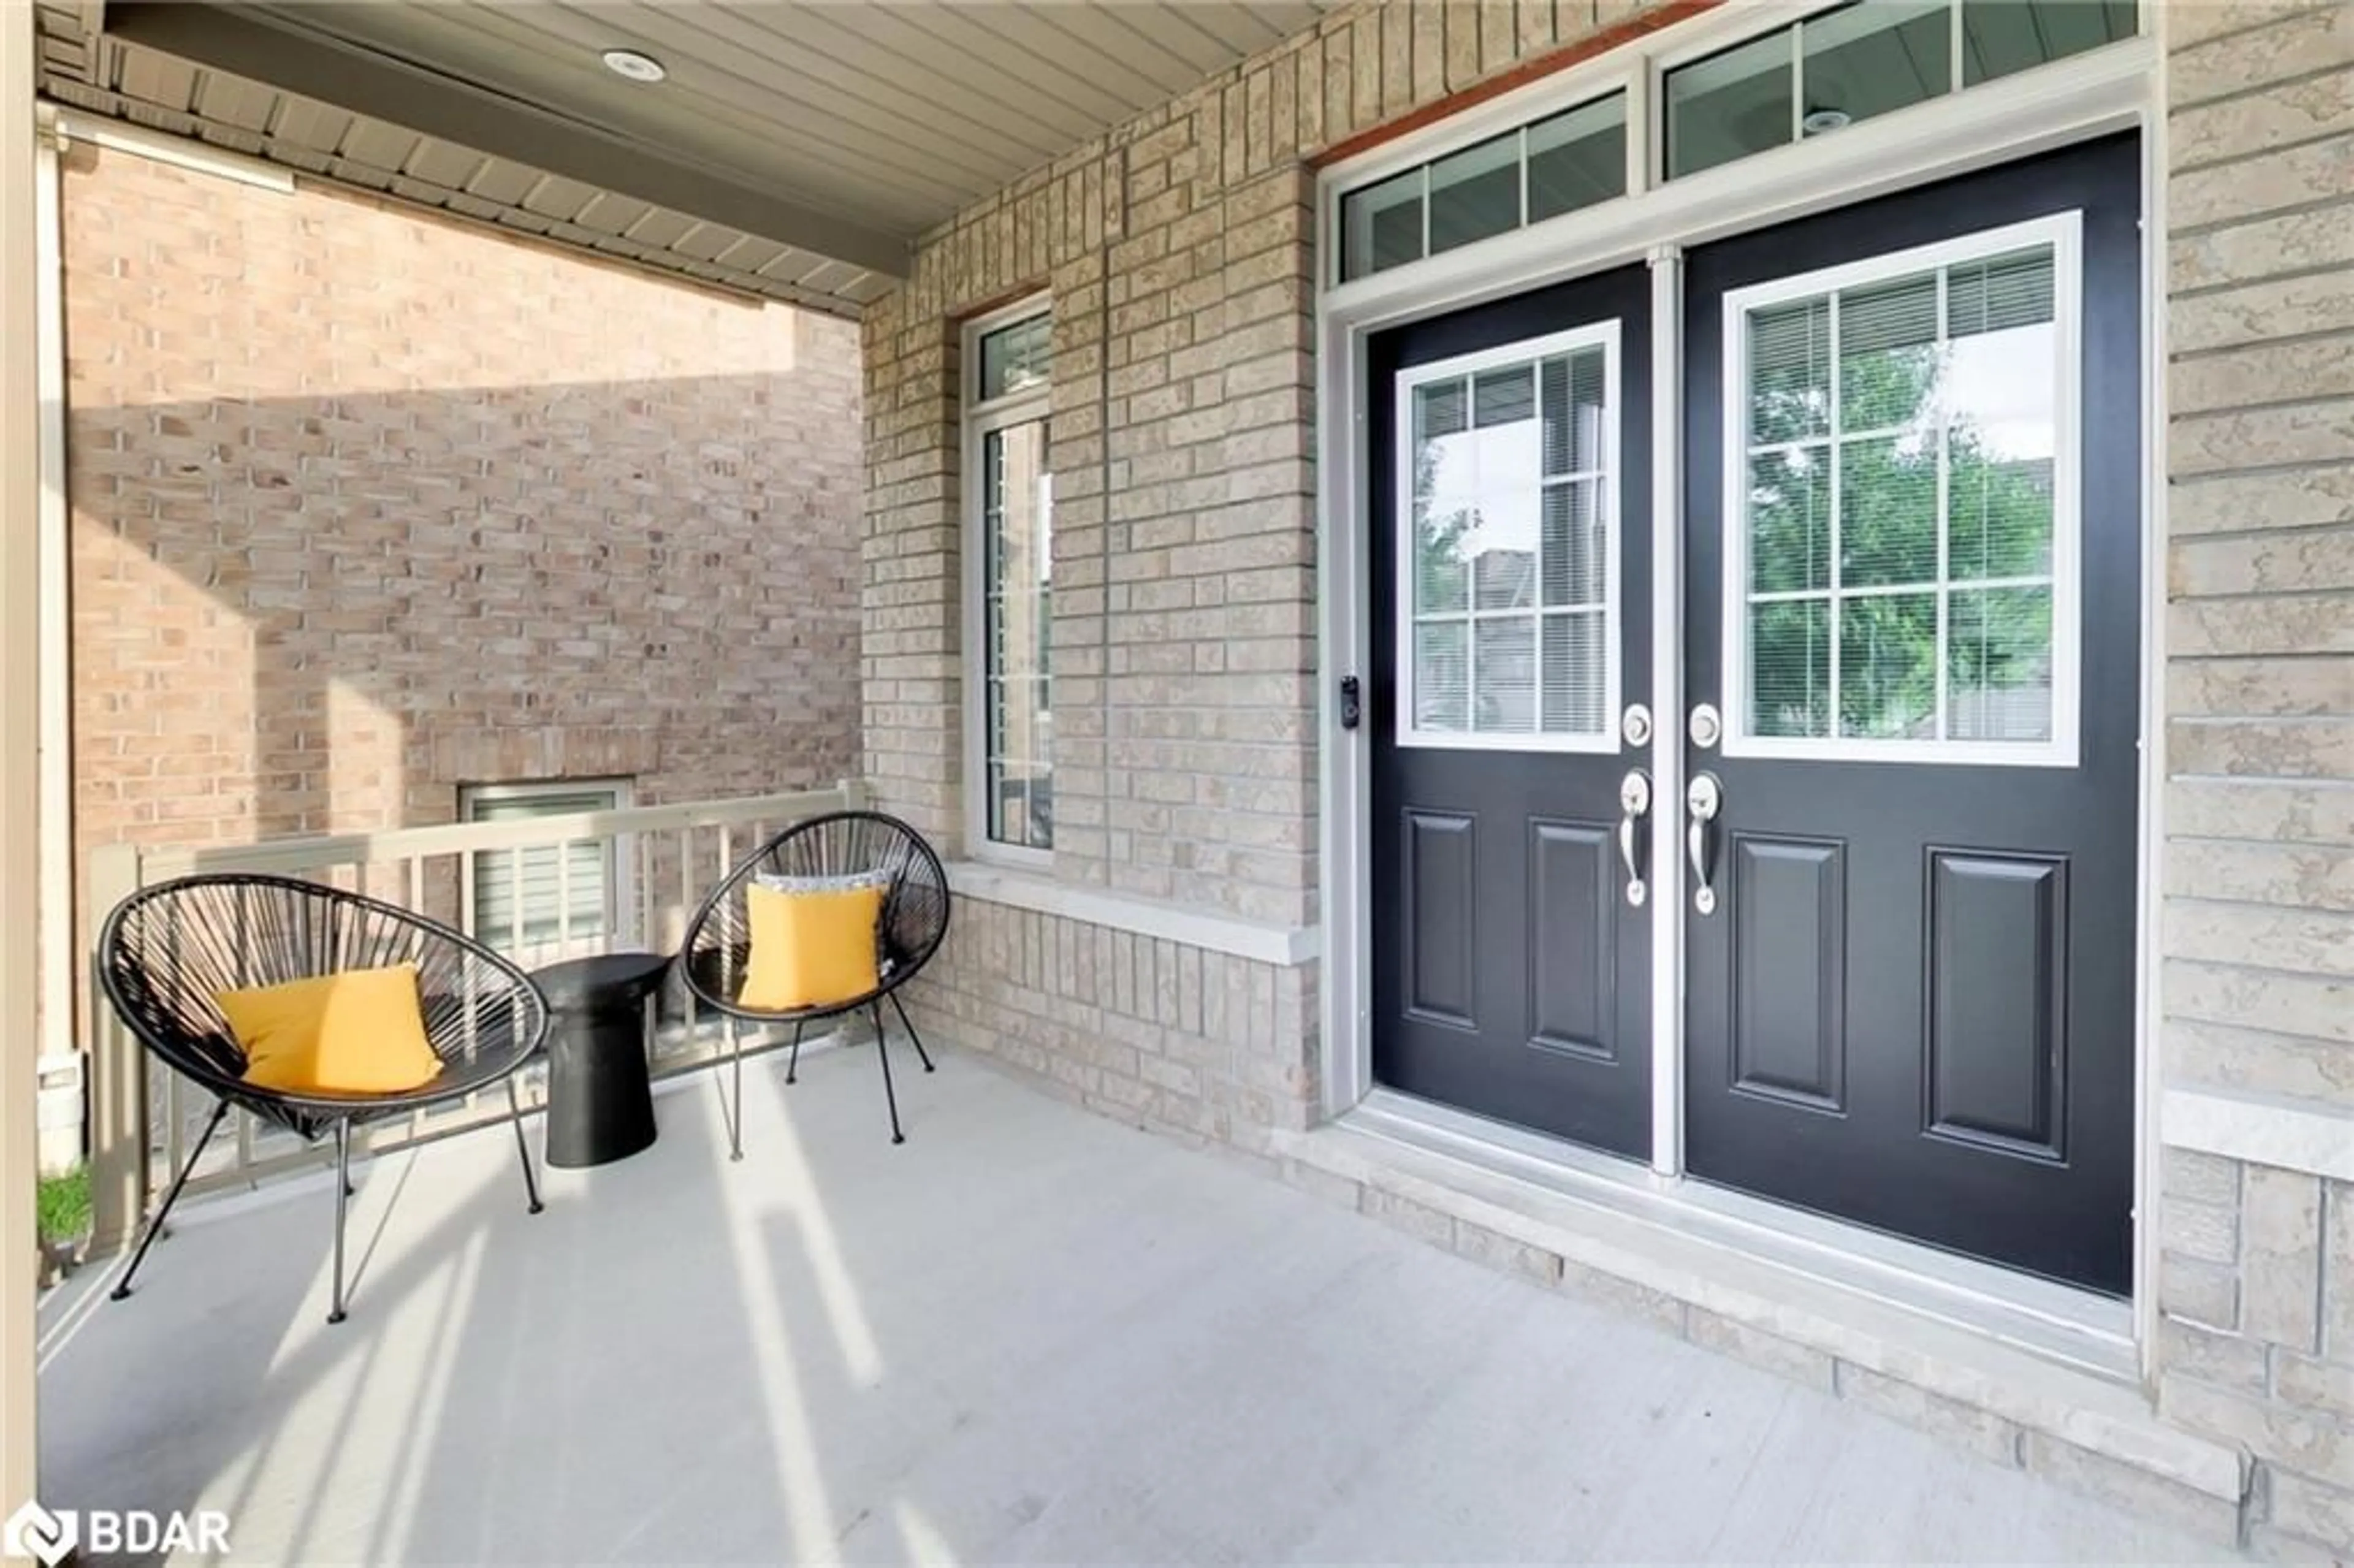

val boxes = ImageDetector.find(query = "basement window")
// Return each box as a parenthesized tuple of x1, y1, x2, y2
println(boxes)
(462, 780, 633, 951)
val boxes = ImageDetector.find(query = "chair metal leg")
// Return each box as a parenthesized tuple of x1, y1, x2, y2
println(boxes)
(327, 1121, 352, 1325)
(785, 1018, 805, 1085)
(871, 1001, 906, 1146)
(110, 1099, 230, 1303)
(887, 990, 935, 1073)
(505, 1076, 544, 1214)
(728, 1018, 746, 1162)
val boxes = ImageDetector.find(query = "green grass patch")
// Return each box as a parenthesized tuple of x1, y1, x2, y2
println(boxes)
(37, 1166, 91, 1246)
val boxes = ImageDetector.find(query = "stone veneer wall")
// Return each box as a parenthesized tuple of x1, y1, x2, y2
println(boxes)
(2154, 2, 2354, 1558)
(865, 0, 2352, 1553)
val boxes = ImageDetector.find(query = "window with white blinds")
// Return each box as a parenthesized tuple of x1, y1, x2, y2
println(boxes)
(1397, 326, 1620, 753)
(1724, 215, 2080, 764)
(463, 782, 630, 950)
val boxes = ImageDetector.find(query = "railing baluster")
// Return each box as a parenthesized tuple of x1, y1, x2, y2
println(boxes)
(558, 832, 575, 954)
(508, 843, 525, 957)
(679, 823, 698, 1046)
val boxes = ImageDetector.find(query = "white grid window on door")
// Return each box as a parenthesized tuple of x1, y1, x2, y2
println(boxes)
(1727, 216, 2078, 764)
(1400, 329, 1617, 752)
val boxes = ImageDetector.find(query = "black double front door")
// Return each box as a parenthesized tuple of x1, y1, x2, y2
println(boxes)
(1368, 136, 2141, 1295)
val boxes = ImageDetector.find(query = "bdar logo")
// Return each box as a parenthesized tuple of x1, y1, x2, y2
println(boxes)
(2, 1499, 76, 1567)
(4, 1498, 230, 1561)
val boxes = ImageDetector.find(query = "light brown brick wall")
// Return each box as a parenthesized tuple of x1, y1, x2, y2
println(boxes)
(869, 0, 2351, 1548)
(865, 0, 1671, 1146)
(63, 143, 861, 935)
(2158, 2, 2354, 1557)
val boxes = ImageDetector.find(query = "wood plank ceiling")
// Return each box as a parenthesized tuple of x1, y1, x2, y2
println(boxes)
(31, 0, 1329, 317)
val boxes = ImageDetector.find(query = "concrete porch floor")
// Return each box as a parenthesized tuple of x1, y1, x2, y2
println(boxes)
(40, 1045, 2236, 1566)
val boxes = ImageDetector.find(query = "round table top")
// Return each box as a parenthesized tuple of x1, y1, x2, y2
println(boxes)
(531, 950, 673, 1011)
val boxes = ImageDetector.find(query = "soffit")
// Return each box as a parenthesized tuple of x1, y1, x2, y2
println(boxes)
(33, 0, 1331, 318)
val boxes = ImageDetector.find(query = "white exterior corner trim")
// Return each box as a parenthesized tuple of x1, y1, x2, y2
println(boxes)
(2163, 1087, 2354, 1185)
(7, 0, 48, 1523)
(944, 862, 1320, 968)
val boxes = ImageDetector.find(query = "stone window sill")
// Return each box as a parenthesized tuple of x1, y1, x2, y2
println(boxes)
(943, 861, 1319, 968)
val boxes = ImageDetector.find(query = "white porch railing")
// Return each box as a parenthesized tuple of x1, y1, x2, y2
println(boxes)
(83, 780, 867, 1250)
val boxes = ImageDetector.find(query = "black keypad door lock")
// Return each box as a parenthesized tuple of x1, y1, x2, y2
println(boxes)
(1339, 675, 1362, 730)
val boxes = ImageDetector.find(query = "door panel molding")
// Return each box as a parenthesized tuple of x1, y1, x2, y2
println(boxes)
(1529, 818, 1618, 1063)
(1924, 848, 2070, 1162)
(1403, 809, 1479, 1030)
(1729, 835, 1848, 1113)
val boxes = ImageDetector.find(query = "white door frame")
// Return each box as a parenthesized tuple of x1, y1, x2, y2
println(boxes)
(1312, 14, 2166, 1364)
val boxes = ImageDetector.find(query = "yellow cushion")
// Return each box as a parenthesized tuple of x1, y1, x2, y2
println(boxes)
(216, 963, 443, 1096)
(739, 879, 885, 1011)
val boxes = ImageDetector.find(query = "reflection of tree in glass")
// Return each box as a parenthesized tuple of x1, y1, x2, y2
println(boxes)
(1748, 337, 2052, 739)
(1411, 440, 1471, 727)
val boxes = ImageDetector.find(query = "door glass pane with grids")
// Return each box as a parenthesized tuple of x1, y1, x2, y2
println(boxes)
(1401, 333, 1615, 748)
(1731, 230, 2068, 757)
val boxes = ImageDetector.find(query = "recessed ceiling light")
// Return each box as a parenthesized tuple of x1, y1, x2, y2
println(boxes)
(601, 49, 666, 84)
(1800, 106, 1852, 135)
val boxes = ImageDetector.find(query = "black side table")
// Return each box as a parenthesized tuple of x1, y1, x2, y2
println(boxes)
(532, 951, 671, 1169)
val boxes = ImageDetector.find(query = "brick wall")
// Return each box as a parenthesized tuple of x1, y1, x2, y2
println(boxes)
(867, 0, 1666, 1144)
(2158, 3, 2354, 1557)
(64, 143, 862, 939)
(868, 0, 2351, 1550)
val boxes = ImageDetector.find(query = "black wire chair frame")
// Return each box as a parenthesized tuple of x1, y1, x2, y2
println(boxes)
(678, 810, 950, 1154)
(94, 872, 551, 1323)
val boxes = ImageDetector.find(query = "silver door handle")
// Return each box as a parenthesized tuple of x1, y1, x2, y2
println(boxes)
(1618, 768, 1651, 907)
(1687, 772, 1723, 916)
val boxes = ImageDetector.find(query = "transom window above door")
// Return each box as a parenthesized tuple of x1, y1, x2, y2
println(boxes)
(1398, 324, 1619, 752)
(1722, 213, 2081, 764)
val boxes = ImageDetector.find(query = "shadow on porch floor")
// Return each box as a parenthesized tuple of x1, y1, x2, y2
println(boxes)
(39, 1043, 2236, 1564)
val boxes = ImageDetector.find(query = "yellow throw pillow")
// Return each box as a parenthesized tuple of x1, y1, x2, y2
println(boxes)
(739, 877, 886, 1011)
(216, 963, 443, 1096)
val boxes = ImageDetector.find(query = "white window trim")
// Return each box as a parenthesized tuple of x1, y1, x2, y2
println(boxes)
(1393, 320, 1624, 755)
(961, 292, 1054, 869)
(458, 778, 639, 950)
(1717, 211, 2084, 767)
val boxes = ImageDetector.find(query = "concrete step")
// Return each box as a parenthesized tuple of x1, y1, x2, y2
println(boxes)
(1273, 1114, 2252, 1549)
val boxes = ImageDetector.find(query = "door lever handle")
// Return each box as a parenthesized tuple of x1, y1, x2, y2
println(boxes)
(1686, 772, 1723, 916)
(1617, 768, 1652, 907)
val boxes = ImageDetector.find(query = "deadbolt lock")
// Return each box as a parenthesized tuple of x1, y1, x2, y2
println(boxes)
(1688, 702, 1723, 750)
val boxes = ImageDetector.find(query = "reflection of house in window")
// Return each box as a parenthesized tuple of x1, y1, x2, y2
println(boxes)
(1472, 548, 1537, 609)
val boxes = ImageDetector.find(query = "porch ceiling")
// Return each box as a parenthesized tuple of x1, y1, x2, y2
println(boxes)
(31, 0, 1330, 318)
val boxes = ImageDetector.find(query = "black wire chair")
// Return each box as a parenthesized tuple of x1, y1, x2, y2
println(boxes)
(679, 810, 950, 1155)
(94, 872, 550, 1324)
